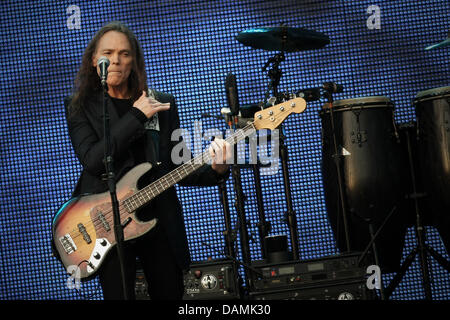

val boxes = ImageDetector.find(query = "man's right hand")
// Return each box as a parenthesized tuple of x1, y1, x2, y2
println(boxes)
(133, 90, 170, 118)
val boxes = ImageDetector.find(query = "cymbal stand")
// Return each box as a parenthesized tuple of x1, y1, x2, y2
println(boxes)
(262, 52, 285, 99)
(262, 51, 300, 261)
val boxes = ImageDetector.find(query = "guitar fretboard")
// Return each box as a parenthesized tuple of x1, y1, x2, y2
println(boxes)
(123, 122, 256, 212)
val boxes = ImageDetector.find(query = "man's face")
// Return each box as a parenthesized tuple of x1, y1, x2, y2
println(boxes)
(92, 30, 133, 89)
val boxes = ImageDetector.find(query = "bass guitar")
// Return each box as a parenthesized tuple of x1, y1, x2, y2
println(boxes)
(52, 97, 306, 279)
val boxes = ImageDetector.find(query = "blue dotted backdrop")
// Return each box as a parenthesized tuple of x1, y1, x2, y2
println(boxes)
(0, 0, 449, 300)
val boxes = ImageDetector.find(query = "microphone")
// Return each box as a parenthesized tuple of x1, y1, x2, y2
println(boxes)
(201, 112, 224, 121)
(225, 72, 239, 116)
(295, 83, 343, 101)
(97, 56, 110, 88)
(296, 88, 321, 102)
(220, 108, 252, 128)
(220, 107, 232, 116)
(323, 82, 343, 93)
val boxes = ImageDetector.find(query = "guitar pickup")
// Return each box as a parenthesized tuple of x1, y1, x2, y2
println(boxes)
(78, 223, 92, 244)
(97, 212, 111, 232)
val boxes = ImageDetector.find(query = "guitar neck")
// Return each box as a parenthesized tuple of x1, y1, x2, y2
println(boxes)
(122, 96, 307, 211)
(123, 122, 256, 212)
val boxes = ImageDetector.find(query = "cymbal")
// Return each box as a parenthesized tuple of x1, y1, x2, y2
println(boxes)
(425, 38, 450, 50)
(236, 26, 330, 52)
(425, 31, 450, 50)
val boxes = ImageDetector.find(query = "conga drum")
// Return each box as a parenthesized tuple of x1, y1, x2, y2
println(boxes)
(414, 86, 450, 255)
(320, 96, 408, 273)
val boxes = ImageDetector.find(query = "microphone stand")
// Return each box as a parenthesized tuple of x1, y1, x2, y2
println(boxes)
(218, 181, 236, 259)
(102, 82, 129, 300)
(323, 90, 351, 252)
(230, 117, 254, 290)
(252, 158, 271, 259)
(278, 128, 299, 260)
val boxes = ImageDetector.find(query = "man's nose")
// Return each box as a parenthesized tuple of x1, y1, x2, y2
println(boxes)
(110, 53, 120, 64)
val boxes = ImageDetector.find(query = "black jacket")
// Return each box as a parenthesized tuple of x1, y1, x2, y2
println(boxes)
(64, 90, 228, 269)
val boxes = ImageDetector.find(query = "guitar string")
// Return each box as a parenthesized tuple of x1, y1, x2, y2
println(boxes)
(59, 100, 302, 256)
(66, 125, 256, 245)
(120, 127, 251, 206)
(66, 149, 212, 240)
(65, 150, 216, 242)
(66, 160, 209, 244)
(65, 167, 192, 243)
(65, 125, 255, 245)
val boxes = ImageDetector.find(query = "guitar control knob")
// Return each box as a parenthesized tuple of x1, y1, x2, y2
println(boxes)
(93, 252, 101, 260)
(100, 239, 107, 246)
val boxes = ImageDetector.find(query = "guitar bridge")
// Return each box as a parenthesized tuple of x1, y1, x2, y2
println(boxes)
(59, 234, 77, 255)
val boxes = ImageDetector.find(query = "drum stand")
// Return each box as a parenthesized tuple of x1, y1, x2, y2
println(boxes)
(384, 125, 450, 300)
(323, 90, 389, 299)
(357, 211, 396, 300)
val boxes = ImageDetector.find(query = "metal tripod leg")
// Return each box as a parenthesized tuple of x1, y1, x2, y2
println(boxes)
(385, 247, 418, 298)
(367, 222, 386, 300)
(426, 244, 450, 273)
(385, 126, 433, 300)
(416, 224, 433, 300)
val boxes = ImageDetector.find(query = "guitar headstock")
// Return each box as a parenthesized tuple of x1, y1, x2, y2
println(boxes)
(253, 98, 307, 130)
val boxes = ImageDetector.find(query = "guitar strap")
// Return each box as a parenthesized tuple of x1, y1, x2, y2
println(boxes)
(143, 89, 160, 164)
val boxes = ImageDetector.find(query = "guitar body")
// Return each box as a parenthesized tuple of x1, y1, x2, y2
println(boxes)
(52, 162, 157, 280)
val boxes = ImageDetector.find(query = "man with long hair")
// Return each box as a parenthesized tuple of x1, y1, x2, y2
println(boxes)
(65, 21, 230, 300)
